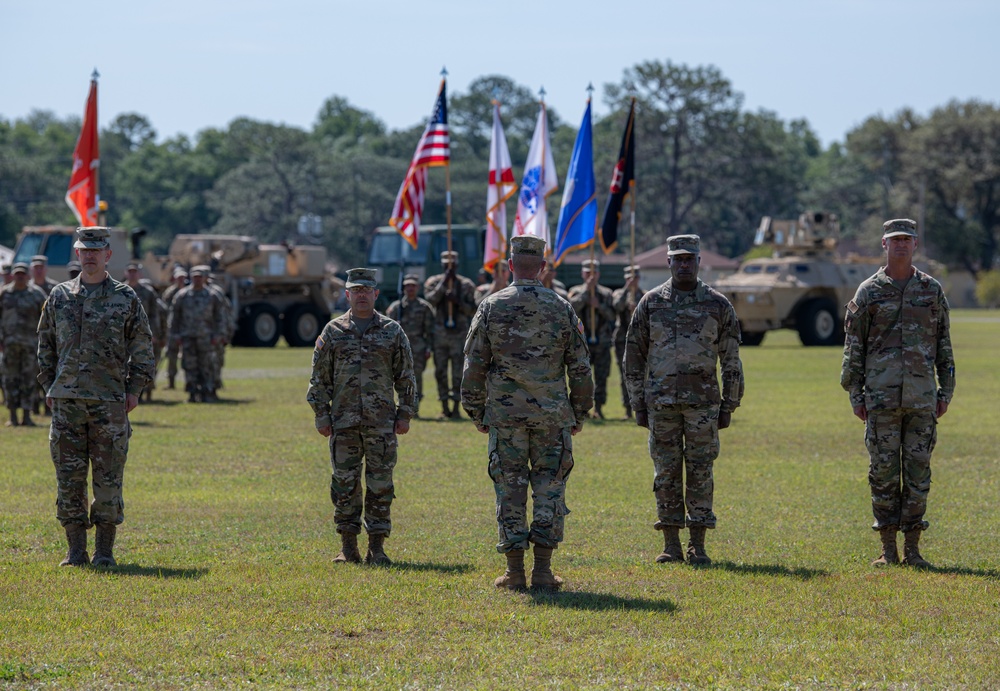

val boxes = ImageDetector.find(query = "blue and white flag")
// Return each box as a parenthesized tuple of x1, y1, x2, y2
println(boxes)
(552, 100, 596, 265)
(514, 102, 559, 244)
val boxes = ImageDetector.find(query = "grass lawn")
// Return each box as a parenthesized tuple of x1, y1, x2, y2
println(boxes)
(1, 310, 998, 689)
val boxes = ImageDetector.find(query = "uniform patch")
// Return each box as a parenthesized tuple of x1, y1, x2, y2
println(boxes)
(847, 300, 859, 314)
(576, 320, 585, 336)
(315, 334, 325, 350)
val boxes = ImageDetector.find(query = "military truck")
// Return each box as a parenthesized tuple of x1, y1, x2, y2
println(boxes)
(714, 212, 882, 346)
(12, 226, 334, 348)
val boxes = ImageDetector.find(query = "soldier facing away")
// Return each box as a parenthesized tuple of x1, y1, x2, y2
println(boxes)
(625, 234, 744, 566)
(567, 259, 616, 419)
(424, 250, 477, 418)
(307, 268, 416, 566)
(462, 235, 594, 591)
(0, 263, 47, 426)
(37, 226, 155, 567)
(841, 218, 956, 568)
(385, 274, 435, 417)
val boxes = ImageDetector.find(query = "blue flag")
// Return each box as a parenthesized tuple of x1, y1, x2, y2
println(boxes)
(552, 100, 597, 265)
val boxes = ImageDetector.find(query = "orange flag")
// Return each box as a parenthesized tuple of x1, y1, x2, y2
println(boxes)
(65, 76, 100, 225)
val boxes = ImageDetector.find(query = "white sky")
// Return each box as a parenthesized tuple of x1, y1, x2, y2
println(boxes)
(2, 0, 997, 147)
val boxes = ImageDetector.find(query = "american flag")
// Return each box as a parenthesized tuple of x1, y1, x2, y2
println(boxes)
(390, 79, 450, 248)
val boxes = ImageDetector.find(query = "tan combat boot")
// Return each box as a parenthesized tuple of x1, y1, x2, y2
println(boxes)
(59, 524, 90, 567)
(871, 527, 899, 566)
(5, 408, 17, 427)
(655, 527, 684, 563)
(92, 523, 118, 567)
(902, 530, 932, 568)
(365, 533, 391, 566)
(494, 549, 527, 590)
(686, 526, 712, 566)
(530, 545, 563, 590)
(333, 532, 362, 564)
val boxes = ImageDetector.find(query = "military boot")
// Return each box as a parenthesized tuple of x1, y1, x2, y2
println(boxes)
(203, 389, 219, 403)
(440, 401, 451, 419)
(871, 527, 899, 566)
(655, 527, 684, 563)
(591, 404, 604, 420)
(167, 375, 176, 390)
(59, 524, 90, 567)
(494, 549, 527, 590)
(450, 400, 463, 419)
(21, 409, 36, 427)
(902, 530, 932, 568)
(624, 404, 633, 419)
(92, 523, 118, 567)
(365, 533, 391, 566)
(6, 407, 18, 427)
(687, 526, 712, 566)
(333, 532, 362, 564)
(530, 545, 563, 590)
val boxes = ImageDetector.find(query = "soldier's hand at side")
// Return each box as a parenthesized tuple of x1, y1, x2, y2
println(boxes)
(635, 410, 649, 429)
(317, 425, 332, 437)
(718, 410, 732, 430)
(126, 393, 139, 414)
(936, 400, 949, 419)
(46, 396, 53, 409)
(571, 423, 583, 436)
(853, 404, 867, 422)
(395, 419, 410, 435)
(475, 423, 488, 434)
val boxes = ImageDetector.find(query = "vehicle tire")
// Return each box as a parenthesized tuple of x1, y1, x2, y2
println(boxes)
(239, 303, 281, 347)
(797, 298, 842, 346)
(284, 304, 329, 347)
(741, 330, 766, 346)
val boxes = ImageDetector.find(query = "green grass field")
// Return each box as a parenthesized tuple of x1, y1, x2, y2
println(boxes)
(2, 311, 998, 689)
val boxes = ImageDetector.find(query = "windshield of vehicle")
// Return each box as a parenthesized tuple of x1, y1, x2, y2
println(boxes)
(44, 233, 74, 266)
(367, 232, 430, 265)
(13, 234, 43, 264)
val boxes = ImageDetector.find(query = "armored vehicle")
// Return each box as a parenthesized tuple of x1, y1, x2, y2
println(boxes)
(714, 212, 881, 346)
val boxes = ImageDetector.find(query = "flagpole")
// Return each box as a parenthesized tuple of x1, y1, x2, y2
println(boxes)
(439, 68, 456, 328)
(92, 68, 103, 226)
(628, 96, 637, 301)
(585, 84, 598, 345)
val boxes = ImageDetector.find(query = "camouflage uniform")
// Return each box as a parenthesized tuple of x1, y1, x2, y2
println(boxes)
(462, 270, 594, 554)
(37, 272, 155, 528)
(625, 274, 744, 531)
(306, 307, 415, 537)
(612, 274, 644, 414)
(841, 266, 955, 535)
(161, 278, 186, 386)
(132, 279, 165, 397)
(386, 292, 434, 412)
(567, 279, 616, 412)
(0, 278, 47, 412)
(168, 276, 226, 398)
(424, 266, 477, 407)
(474, 280, 507, 306)
(207, 280, 234, 389)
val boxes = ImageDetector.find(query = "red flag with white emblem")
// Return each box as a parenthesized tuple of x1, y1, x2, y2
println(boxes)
(66, 75, 100, 225)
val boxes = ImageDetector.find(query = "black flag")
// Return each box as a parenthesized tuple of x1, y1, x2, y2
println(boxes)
(600, 97, 635, 253)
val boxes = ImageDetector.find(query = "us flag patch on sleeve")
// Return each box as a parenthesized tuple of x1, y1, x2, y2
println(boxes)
(847, 300, 859, 314)
(315, 334, 325, 350)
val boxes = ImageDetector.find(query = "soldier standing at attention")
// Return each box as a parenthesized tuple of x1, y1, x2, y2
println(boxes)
(462, 236, 594, 591)
(161, 268, 188, 390)
(424, 250, 477, 418)
(30, 255, 59, 296)
(841, 218, 955, 569)
(625, 234, 744, 566)
(37, 226, 154, 567)
(168, 265, 225, 403)
(474, 260, 510, 306)
(567, 259, 616, 419)
(125, 263, 165, 402)
(206, 275, 234, 392)
(0, 263, 47, 426)
(307, 268, 415, 566)
(612, 265, 644, 419)
(386, 274, 435, 418)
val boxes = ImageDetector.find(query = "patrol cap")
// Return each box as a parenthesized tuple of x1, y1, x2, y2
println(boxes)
(510, 235, 546, 257)
(440, 250, 459, 262)
(667, 234, 700, 256)
(66, 260, 82, 272)
(30, 255, 48, 267)
(73, 226, 111, 249)
(401, 273, 420, 286)
(126, 262, 142, 271)
(345, 267, 378, 289)
(173, 266, 189, 279)
(189, 265, 211, 277)
(882, 218, 918, 238)
(581, 259, 600, 271)
(624, 264, 641, 278)
(11, 262, 29, 274)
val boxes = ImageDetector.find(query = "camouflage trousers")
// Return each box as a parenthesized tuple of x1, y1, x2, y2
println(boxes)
(166, 338, 180, 380)
(2, 342, 37, 410)
(181, 336, 217, 393)
(615, 338, 629, 409)
(410, 340, 429, 409)
(144, 342, 163, 395)
(329, 426, 398, 536)
(587, 342, 611, 407)
(214, 342, 226, 388)
(433, 331, 465, 402)
(865, 408, 936, 533)
(648, 404, 720, 530)
(488, 425, 574, 553)
(49, 398, 131, 528)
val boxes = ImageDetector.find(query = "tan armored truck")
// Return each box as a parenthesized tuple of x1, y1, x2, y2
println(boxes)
(714, 212, 882, 346)
(12, 226, 333, 348)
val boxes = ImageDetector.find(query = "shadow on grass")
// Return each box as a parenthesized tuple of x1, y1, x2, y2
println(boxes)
(704, 560, 828, 580)
(389, 560, 474, 574)
(920, 564, 1000, 580)
(94, 563, 209, 579)
(129, 421, 177, 428)
(528, 589, 677, 613)
(200, 397, 255, 406)
(140, 399, 183, 407)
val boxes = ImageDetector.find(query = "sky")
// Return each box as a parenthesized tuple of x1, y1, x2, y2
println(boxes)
(3, 0, 999, 148)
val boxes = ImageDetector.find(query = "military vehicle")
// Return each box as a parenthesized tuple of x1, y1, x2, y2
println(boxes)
(12, 226, 334, 348)
(714, 212, 882, 346)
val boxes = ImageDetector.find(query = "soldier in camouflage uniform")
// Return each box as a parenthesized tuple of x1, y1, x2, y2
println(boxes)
(0, 263, 47, 426)
(307, 268, 415, 566)
(539, 261, 568, 300)
(30, 255, 60, 296)
(206, 276, 234, 391)
(474, 260, 510, 306)
(168, 265, 226, 403)
(1, 263, 11, 285)
(37, 227, 154, 567)
(841, 218, 956, 569)
(125, 263, 166, 402)
(386, 274, 435, 417)
(161, 268, 188, 389)
(625, 235, 744, 566)
(568, 259, 616, 419)
(612, 265, 644, 419)
(424, 251, 477, 418)
(462, 235, 594, 591)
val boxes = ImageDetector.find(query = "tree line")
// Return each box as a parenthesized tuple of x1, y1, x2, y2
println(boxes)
(2, 59, 999, 277)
